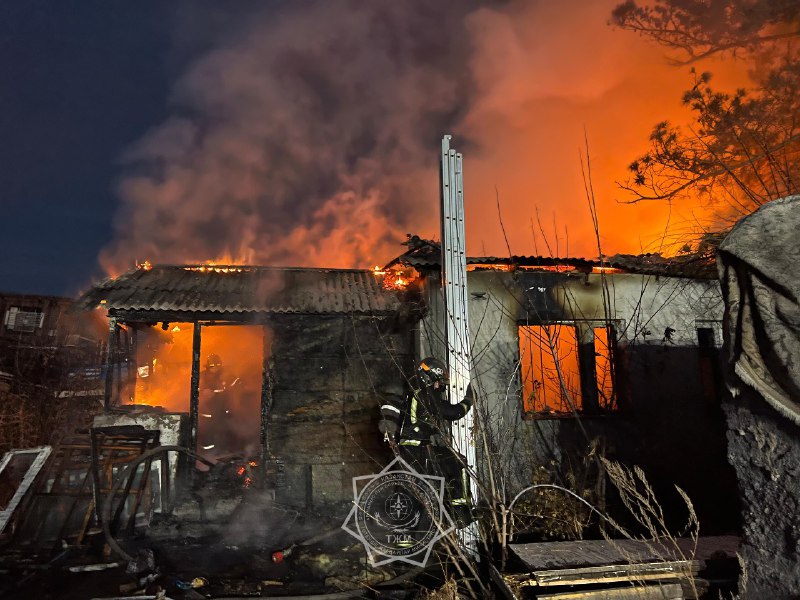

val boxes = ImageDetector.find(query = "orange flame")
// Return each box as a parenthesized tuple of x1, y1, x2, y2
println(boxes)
(124, 325, 266, 460)
(183, 265, 250, 274)
(380, 266, 419, 291)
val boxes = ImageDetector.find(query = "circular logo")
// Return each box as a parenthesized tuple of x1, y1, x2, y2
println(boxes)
(355, 470, 442, 558)
(385, 491, 412, 520)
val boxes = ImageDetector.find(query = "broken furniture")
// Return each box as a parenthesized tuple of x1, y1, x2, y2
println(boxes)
(6, 425, 164, 550)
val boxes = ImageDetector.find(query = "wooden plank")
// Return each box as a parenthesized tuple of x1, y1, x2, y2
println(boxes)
(508, 560, 697, 590)
(510, 539, 700, 571)
(508, 560, 697, 583)
(530, 561, 695, 587)
(536, 582, 684, 599)
(489, 563, 520, 600)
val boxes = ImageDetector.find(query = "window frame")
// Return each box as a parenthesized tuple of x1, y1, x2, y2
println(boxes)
(4, 307, 45, 333)
(518, 320, 621, 419)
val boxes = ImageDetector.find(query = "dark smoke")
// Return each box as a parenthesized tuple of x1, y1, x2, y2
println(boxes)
(101, 1, 478, 272)
(101, 0, 750, 271)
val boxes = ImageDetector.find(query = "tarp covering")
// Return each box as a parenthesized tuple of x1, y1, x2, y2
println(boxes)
(718, 195, 800, 423)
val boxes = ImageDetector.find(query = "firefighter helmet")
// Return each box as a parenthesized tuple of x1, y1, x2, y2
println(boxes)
(417, 357, 448, 388)
(206, 353, 222, 369)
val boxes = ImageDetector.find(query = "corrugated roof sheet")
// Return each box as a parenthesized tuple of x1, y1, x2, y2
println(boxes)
(79, 265, 402, 316)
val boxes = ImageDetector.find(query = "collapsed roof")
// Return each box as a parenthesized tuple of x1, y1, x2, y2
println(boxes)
(386, 235, 718, 278)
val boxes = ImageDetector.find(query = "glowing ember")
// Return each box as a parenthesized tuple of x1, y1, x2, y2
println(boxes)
(137, 260, 152, 271)
(183, 264, 250, 274)
(380, 266, 419, 291)
(467, 264, 513, 272)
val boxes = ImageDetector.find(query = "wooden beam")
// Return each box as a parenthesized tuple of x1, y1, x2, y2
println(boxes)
(259, 325, 273, 480)
(510, 561, 697, 588)
(535, 582, 684, 599)
(103, 317, 117, 412)
(127, 326, 138, 403)
(189, 322, 202, 455)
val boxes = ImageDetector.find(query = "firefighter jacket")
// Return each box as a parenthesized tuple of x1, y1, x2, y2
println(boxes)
(379, 384, 473, 447)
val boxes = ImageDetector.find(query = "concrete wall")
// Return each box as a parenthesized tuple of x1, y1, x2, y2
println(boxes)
(418, 269, 738, 533)
(269, 315, 412, 513)
(724, 389, 800, 598)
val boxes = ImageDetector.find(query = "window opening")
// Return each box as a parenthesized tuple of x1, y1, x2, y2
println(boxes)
(520, 323, 617, 417)
(594, 326, 616, 410)
(520, 324, 582, 415)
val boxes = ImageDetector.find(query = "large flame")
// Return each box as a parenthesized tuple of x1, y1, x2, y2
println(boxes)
(128, 324, 266, 458)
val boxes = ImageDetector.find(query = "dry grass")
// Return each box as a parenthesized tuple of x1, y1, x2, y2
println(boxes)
(0, 389, 98, 453)
(418, 577, 460, 600)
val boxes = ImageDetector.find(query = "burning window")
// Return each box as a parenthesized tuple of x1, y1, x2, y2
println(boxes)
(594, 326, 615, 409)
(130, 324, 265, 459)
(4, 307, 44, 333)
(519, 323, 617, 417)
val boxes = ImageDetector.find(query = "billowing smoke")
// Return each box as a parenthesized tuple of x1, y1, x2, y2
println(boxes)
(101, 1, 475, 273)
(101, 0, 750, 272)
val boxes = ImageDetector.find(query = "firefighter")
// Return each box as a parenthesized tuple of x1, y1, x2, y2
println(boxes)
(204, 354, 226, 392)
(199, 353, 239, 454)
(378, 357, 475, 528)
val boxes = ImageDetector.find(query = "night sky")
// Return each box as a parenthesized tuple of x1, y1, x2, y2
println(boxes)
(0, 1, 746, 298)
(1, 2, 172, 295)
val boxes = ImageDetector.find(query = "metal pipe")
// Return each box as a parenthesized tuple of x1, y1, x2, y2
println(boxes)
(440, 135, 479, 554)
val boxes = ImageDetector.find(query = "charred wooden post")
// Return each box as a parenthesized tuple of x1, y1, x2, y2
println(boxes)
(189, 322, 202, 454)
(103, 317, 118, 412)
(578, 325, 600, 414)
(115, 327, 124, 404)
(260, 325, 272, 482)
(128, 326, 138, 403)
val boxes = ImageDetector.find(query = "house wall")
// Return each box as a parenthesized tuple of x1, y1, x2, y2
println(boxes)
(723, 389, 800, 598)
(0, 294, 106, 392)
(269, 314, 412, 513)
(418, 269, 738, 533)
(0, 294, 104, 343)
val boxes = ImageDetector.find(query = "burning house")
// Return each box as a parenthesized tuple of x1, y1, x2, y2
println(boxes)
(0, 139, 743, 597)
(73, 239, 738, 530)
(4, 240, 734, 597)
(390, 237, 739, 535)
(78, 264, 417, 510)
